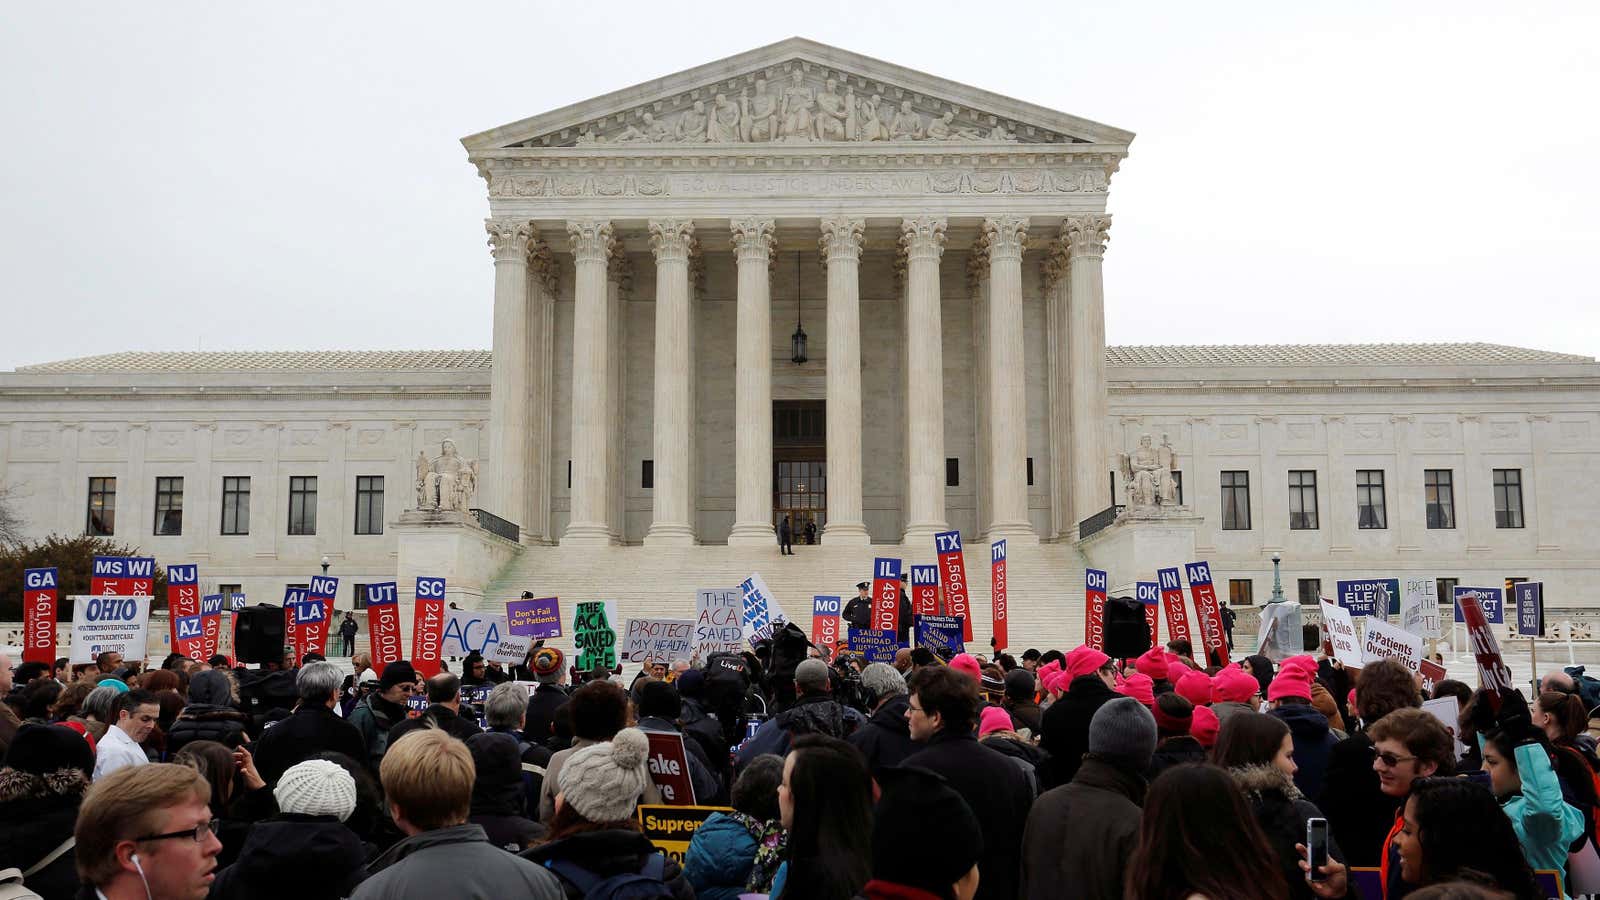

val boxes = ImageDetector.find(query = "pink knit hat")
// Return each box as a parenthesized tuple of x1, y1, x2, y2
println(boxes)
(978, 705, 1015, 737)
(1135, 647, 1169, 681)
(1213, 666, 1261, 703)
(1066, 646, 1111, 680)
(1191, 705, 1220, 748)
(949, 653, 981, 683)
(1281, 655, 1319, 679)
(1118, 673, 1155, 707)
(1267, 667, 1313, 702)
(1175, 669, 1213, 707)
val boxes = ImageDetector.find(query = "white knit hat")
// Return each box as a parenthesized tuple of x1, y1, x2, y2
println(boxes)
(557, 727, 651, 823)
(273, 759, 358, 822)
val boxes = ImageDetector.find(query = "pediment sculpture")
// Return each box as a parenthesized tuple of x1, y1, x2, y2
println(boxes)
(1119, 433, 1178, 509)
(415, 439, 479, 511)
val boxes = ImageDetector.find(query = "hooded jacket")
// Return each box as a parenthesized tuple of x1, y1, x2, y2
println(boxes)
(847, 694, 922, 772)
(468, 732, 547, 852)
(1267, 701, 1338, 799)
(903, 729, 1033, 900)
(209, 814, 370, 900)
(1037, 674, 1118, 790)
(1021, 755, 1145, 900)
(166, 703, 252, 755)
(353, 824, 563, 900)
(0, 768, 85, 900)
(735, 691, 860, 765)
(683, 811, 770, 900)
(522, 829, 694, 900)
(1230, 765, 1352, 900)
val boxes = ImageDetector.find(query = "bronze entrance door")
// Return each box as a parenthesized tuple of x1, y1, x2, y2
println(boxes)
(773, 401, 825, 543)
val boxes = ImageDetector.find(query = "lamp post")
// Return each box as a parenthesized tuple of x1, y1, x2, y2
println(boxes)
(1269, 552, 1285, 603)
(320, 555, 331, 576)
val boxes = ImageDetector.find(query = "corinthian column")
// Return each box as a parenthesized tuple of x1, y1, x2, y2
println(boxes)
(1064, 214, 1112, 529)
(820, 216, 870, 544)
(645, 219, 697, 546)
(901, 215, 949, 543)
(563, 219, 615, 545)
(485, 217, 533, 537)
(984, 214, 1036, 541)
(727, 217, 777, 547)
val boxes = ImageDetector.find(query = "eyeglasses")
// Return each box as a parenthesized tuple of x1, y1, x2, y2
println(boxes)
(135, 819, 220, 844)
(1372, 748, 1418, 767)
(907, 703, 925, 714)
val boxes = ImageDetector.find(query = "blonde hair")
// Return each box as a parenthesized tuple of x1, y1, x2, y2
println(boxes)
(380, 728, 475, 830)
(76, 763, 209, 885)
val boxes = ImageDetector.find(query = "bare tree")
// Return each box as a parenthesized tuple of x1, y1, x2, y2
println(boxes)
(0, 482, 25, 548)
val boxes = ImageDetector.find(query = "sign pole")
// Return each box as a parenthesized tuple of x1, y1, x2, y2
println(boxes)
(1529, 638, 1538, 699)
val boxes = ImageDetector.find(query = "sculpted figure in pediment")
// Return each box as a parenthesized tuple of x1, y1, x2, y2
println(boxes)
(709, 93, 743, 142)
(676, 100, 709, 143)
(778, 70, 815, 141)
(813, 78, 848, 141)
(741, 79, 779, 142)
(613, 113, 656, 144)
(889, 100, 924, 140)
(927, 111, 986, 141)
(855, 93, 889, 141)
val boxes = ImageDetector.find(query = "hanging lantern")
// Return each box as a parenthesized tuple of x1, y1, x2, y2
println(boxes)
(790, 250, 808, 364)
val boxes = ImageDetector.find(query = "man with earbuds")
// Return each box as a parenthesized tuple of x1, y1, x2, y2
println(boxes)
(74, 763, 223, 899)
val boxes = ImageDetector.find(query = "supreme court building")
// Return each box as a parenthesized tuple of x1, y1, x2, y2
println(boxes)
(3, 39, 1598, 652)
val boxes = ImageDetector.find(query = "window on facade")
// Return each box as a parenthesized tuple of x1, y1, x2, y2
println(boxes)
(1297, 578, 1322, 605)
(1357, 470, 1387, 529)
(946, 458, 960, 488)
(566, 460, 571, 489)
(86, 477, 116, 536)
(353, 583, 370, 610)
(1493, 469, 1524, 528)
(1220, 471, 1250, 530)
(153, 477, 183, 536)
(1026, 457, 1034, 487)
(1437, 578, 1459, 621)
(355, 476, 384, 535)
(221, 477, 250, 535)
(1228, 579, 1254, 606)
(1171, 471, 1184, 506)
(288, 476, 317, 536)
(1289, 470, 1319, 530)
(641, 460, 654, 489)
(1425, 469, 1456, 529)
(218, 583, 242, 601)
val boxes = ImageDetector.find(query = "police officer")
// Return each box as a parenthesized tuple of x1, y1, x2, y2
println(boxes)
(843, 581, 872, 638)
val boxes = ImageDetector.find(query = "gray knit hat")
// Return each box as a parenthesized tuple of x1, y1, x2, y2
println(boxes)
(1089, 696, 1158, 770)
(558, 727, 651, 823)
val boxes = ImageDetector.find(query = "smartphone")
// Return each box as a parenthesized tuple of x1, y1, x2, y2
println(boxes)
(1305, 817, 1329, 882)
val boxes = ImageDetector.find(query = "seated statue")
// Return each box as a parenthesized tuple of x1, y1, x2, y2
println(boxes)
(416, 439, 480, 511)
(1119, 433, 1177, 508)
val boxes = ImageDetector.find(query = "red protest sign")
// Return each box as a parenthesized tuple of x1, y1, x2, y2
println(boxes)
(365, 582, 403, 677)
(991, 541, 1009, 651)
(1085, 569, 1108, 651)
(934, 530, 973, 641)
(1158, 567, 1192, 649)
(299, 575, 337, 657)
(810, 596, 842, 651)
(910, 566, 939, 616)
(1454, 588, 1516, 710)
(870, 557, 902, 633)
(1419, 658, 1448, 696)
(645, 731, 697, 805)
(1185, 562, 1230, 666)
(92, 556, 155, 596)
(196, 594, 223, 662)
(168, 565, 201, 659)
(22, 568, 58, 665)
(411, 596, 446, 679)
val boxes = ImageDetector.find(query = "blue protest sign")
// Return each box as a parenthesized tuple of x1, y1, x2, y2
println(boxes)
(914, 615, 965, 654)
(1514, 583, 1543, 636)
(1454, 586, 1504, 624)
(849, 629, 900, 663)
(1336, 579, 1399, 620)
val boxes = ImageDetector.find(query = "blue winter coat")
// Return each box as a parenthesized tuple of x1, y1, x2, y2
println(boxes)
(683, 812, 759, 900)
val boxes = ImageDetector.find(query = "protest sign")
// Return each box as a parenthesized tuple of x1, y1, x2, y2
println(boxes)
(934, 530, 973, 641)
(299, 575, 337, 657)
(911, 566, 939, 616)
(91, 556, 155, 596)
(1421, 695, 1469, 760)
(1337, 579, 1398, 621)
(573, 601, 619, 671)
(229, 593, 247, 612)
(694, 588, 743, 656)
(622, 618, 694, 664)
(1419, 658, 1447, 696)
(282, 586, 308, 661)
(811, 596, 842, 650)
(488, 632, 532, 666)
(1454, 587, 1517, 707)
(1186, 562, 1230, 666)
(644, 731, 696, 805)
(1514, 582, 1544, 637)
(1456, 586, 1504, 625)
(167, 565, 201, 658)
(849, 629, 900, 663)
(506, 596, 562, 639)
(871, 557, 902, 633)
(412, 577, 446, 678)
(1399, 575, 1442, 639)
(738, 574, 787, 644)
(1158, 567, 1193, 649)
(22, 567, 58, 665)
(915, 615, 965, 654)
(1320, 602, 1363, 668)
(365, 582, 402, 676)
(197, 594, 223, 661)
(990, 541, 1009, 650)
(637, 805, 733, 863)
(1363, 616, 1424, 671)
(1085, 568, 1107, 651)
(69, 595, 151, 664)
(442, 609, 507, 658)
(1136, 581, 1160, 648)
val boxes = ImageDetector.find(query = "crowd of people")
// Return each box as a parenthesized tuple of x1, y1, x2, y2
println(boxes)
(0, 616, 1596, 900)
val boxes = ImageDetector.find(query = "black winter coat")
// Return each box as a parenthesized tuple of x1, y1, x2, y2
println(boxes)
(1148, 735, 1207, 779)
(843, 595, 872, 630)
(1021, 755, 1144, 900)
(847, 695, 922, 772)
(208, 814, 369, 900)
(1006, 700, 1043, 736)
(0, 785, 82, 900)
(903, 730, 1033, 900)
(1231, 765, 1354, 900)
(523, 829, 694, 900)
(1037, 675, 1118, 790)
(1316, 731, 1402, 868)
(167, 703, 252, 755)
(523, 684, 570, 747)
(251, 703, 367, 787)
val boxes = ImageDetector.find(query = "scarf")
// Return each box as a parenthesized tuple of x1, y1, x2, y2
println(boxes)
(730, 811, 788, 893)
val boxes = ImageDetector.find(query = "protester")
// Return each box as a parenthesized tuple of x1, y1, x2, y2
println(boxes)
(537, 680, 661, 822)
(684, 753, 787, 900)
(978, 705, 1042, 792)
(460, 731, 544, 852)
(209, 758, 369, 900)
(1213, 665, 1263, 723)
(1244, 654, 1278, 699)
(904, 665, 1033, 900)
(1126, 763, 1289, 900)
(0, 723, 94, 899)
(522, 647, 571, 746)
(1149, 692, 1206, 777)
(860, 766, 982, 900)
(1192, 704, 1221, 750)
(1175, 668, 1213, 708)
(770, 735, 872, 900)
(523, 727, 691, 898)
(737, 658, 856, 766)
(476, 681, 549, 813)
(1038, 646, 1118, 789)
(166, 669, 250, 755)
(1473, 691, 1586, 880)
(347, 661, 418, 768)
(313, 751, 398, 853)
(93, 688, 158, 780)
(1135, 647, 1174, 696)
(847, 662, 921, 771)
(73, 762, 222, 900)
(388, 673, 482, 746)
(1394, 777, 1542, 900)
(339, 612, 360, 657)
(1003, 668, 1042, 735)
(636, 679, 722, 803)
(1364, 707, 1457, 897)
(251, 661, 366, 786)
(1022, 696, 1155, 900)
(171, 740, 270, 865)
(1317, 658, 1423, 868)
(1267, 662, 1338, 799)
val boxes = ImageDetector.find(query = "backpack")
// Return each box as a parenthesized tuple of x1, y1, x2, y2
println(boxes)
(0, 836, 76, 900)
(545, 853, 674, 900)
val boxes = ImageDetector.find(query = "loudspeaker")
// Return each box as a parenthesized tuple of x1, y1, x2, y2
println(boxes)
(234, 605, 286, 665)
(1103, 596, 1154, 660)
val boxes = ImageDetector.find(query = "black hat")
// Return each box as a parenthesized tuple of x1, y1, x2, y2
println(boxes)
(856, 582, 869, 590)
(2, 723, 94, 779)
(379, 660, 417, 692)
(871, 767, 982, 891)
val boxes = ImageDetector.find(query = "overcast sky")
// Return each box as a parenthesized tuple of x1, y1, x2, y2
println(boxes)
(2, 2, 1596, 370)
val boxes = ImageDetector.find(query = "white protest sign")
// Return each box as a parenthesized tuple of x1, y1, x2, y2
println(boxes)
(1362, 615, 1424, 671)
(1320, 601, 1363, 668)
(69, 595, 152, 664)
(487, 632, 532, 666)
(441, 609, 508, 658)
(1399, 575, 1441, 639)
(1421, 695, 1468, 760)
(694, 588, 744, 657)
(622, 618, 695, 664)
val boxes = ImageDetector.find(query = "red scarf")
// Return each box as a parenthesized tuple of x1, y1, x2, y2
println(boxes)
(1379, 807, 1404, 898)
(861, 880, 951, 900)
